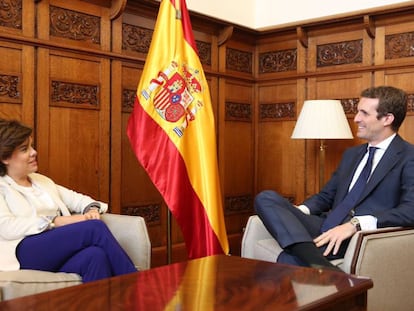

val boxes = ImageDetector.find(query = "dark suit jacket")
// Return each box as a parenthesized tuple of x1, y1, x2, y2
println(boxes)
(303, 135, 414, 227)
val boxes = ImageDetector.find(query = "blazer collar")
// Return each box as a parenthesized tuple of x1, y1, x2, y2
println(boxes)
(359, 134, 404, 200)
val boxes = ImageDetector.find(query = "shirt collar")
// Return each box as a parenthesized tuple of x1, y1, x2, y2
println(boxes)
(368, 133, 396, 152)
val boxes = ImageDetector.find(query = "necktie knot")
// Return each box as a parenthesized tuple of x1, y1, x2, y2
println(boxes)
(368, 146, 377, 159)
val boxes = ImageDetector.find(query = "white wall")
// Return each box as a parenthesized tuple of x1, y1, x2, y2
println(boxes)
(186, 0, 412, 30)
(186, 0, 255, 28)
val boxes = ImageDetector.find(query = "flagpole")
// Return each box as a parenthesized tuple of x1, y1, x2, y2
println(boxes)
(167, 209, 172, 264)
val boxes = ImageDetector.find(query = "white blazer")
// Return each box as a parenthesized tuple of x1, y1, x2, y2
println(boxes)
(0, 173, 108, 271)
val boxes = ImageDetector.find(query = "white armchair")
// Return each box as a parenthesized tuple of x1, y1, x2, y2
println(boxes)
(0, 214, 151, 301)
(241, 215, 414, 311)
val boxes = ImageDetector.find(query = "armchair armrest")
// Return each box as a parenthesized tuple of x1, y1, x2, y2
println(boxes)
(101, 214, 151, 271)
(340, 227, 414, 311)
(341, 227, 414, 274)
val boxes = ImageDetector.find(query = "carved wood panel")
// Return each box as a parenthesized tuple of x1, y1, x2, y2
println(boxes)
(385, 31, 414, 60)
(226, 48, 253, 74)
(49, 5, 100, 44)
(0, 74, 20, 103)
(258, 49, 297, 73)
(316, 39, 363, 67)
(0, 0, 22, 29)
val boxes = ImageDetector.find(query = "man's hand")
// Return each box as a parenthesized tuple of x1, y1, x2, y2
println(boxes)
(314, 222, 357, 256)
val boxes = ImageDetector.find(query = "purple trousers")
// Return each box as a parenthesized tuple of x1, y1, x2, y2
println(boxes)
(16, 220, 137, 282)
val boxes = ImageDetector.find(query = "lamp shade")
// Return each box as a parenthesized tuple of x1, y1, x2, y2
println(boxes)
(291, 100, 353, 139)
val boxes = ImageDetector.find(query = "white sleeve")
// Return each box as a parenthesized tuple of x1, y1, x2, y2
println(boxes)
(296, 204, 310, 215)
(355, 215, 378, 230)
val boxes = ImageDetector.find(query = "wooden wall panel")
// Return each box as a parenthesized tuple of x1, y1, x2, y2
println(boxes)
(37, 0, 111, 51)
(35, 0, 112, 202)
(218, 34, 256, 255)
(222, 78, 254, 255)
(36, 50, 110, 201)
(0, 41, 35, 127)
(382, 69, 414, 145)
(256, 81, 297, 198)
(0, 43, 23, 120)
(374, 19, 414, 146)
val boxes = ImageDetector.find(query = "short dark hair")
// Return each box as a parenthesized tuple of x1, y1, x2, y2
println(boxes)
(360, 86, 407, 131)
(0, 119, 33, 176)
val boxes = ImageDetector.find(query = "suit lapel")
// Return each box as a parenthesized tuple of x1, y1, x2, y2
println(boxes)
(359, 135, 403, 201)
(337, 145, 367, 201)
(29, 173, 71, 216)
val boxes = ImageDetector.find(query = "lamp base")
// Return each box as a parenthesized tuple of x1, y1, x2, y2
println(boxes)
(319, 139, 326, 191)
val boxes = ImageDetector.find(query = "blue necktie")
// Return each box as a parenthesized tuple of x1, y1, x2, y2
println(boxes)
(320, 146, 377, 232)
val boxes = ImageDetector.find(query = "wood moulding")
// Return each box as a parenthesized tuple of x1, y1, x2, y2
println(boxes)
(110, 0, 127, 20)
(218, 26, 233, 46)
(364, 15, 375, 39)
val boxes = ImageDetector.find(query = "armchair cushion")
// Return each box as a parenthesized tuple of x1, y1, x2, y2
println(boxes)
(0, 270, 81, 302)
(0, 214, 151, 301)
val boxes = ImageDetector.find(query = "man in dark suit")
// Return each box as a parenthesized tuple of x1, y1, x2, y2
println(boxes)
(255, 86, 414, 270)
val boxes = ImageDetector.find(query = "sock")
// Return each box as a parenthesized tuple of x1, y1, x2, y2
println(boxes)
(285, 242, 341, 270)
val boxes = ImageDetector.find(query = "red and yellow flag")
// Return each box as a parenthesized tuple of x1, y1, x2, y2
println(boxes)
(127, 0, 229, 258)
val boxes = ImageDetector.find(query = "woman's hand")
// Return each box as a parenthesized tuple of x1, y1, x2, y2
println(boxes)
(52, 210, 101, 228)
(83, 209, 101, 220)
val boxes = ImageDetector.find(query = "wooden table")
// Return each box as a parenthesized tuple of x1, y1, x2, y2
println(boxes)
(0, 255, 372, 310)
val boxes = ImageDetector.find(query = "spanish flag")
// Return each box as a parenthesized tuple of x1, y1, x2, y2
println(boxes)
(127, 0, 229, 258)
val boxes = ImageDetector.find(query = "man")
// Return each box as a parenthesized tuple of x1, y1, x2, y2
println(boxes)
(255, 86, 414, 270)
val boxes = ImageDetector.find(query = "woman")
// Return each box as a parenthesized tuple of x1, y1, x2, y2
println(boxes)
(0, 119, 137, 282)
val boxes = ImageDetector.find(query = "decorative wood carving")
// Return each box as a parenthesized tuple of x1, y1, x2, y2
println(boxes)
(339, 95, 414, 115)
(316, 39, 363, 67)
(122, 23, 152, 54)
(258, 49, 297, 73)
(363, 15, 375, 39)
(226, 48, 252, 73)
(50, 80, 99, 108)
(122, 88, 137, 113)
(385, 31, 414, 60)
(225, 102, 252, 122)
(259, 102, 296, 121)
(218, 26, 233, 46)
(122, 88, 136, 113)
(121, 203, 161, 225)
(296, 26, 308, 48)
(0, 0, 22, 29)
(195, 40, 211, 66)
(339, 98, 359, 115)
(224, 195, 253, 215)
(49, 6, 100, 44)
(0, 74, 20, 100)
(408, 94, 414, 114)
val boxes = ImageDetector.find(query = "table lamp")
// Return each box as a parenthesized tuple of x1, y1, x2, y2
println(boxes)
(291, 100, 353, 189)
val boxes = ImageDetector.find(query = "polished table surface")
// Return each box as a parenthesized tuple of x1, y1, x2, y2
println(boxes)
(0, 255, 372, 310)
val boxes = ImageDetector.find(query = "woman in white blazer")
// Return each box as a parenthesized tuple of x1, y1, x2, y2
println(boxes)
(0, 119, 136, 281)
